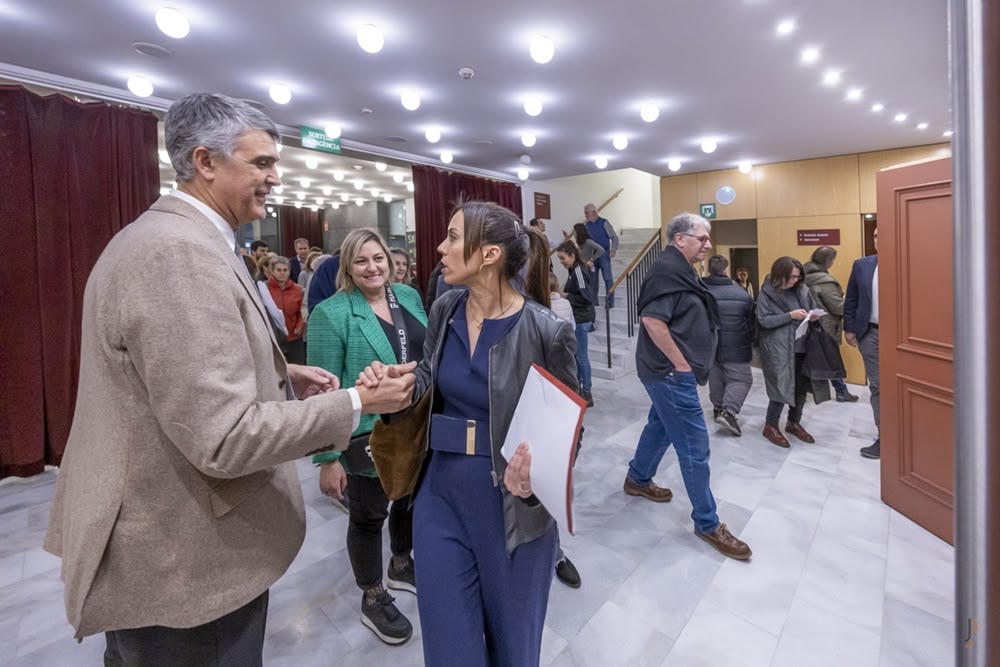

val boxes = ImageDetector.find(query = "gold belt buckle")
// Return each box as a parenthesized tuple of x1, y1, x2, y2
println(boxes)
(466, 420, 476, 456)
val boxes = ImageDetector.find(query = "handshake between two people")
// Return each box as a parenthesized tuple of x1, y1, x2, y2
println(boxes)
(286, 362, 418, 414)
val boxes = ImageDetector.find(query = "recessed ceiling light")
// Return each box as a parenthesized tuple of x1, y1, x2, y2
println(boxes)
(701, 139, 717, 154)
(801, 47, 820, 65)
(738, 161, 753, 174)
(370, 188, 380, 197)
(595, 157, 608, 169)
(357, 24, 384, 54)
(640, 103, 660, 123)
(269, 83, 291, 105)
(309, 205, 318, 211)
(352, 164, 365, 171)
(822, 70, 841, 86)
(521, 132, 536, 148)
(299, 178, 311, 188)
(667, 159, 682, 172)
(296, 193, 305, 200)
(340, 193, 350, 201)
(529, 35, 555, 64)
(517, 167, 530, 180)
(322, 187, 332, 196)
(407, 183, 415, 192)
(324, 124, 341, 139)
(425, 127, 441, 143)
(333, 171, 345, 181)
(894, 113, 908, 122)
(159, 187, 170, 196)
(383, 194, 393, 202)
(375, 162, 387, 172)
(332, 203, 340, 210)
(356, 198, 364, 206)
(871, 103, 885, 112)
(315, 198, 324, 205)
(524, 97, 543, 117)
(943, 130, 953, 137)
(127, 75, 154, 97)
(273, 196, 284, 204)
(273, 186, 284, 194)
(775, 19, 796, 36)
(155, 7, 189, 39)
(158, 149, 170, 164)
(846, 88, 863, 101)
(393, 173, 405, 183)
(401, 90, 421, 111)
(305, 157, 318, 170)
(354, 181, 364, 190)
(440, 151, 454, 164)
(295, 201, 302, 208)
(612, 134, 628, 151)
(917, 122, 929, 130)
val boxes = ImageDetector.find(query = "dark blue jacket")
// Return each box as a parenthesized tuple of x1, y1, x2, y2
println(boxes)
(843, 255, 877, 339)
(704, 275, 755, 363)
(307, 255, 341, 314)
(289, 256, 303, 284)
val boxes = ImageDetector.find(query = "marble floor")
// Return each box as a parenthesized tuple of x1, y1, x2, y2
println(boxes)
(0, 367, 955, 666)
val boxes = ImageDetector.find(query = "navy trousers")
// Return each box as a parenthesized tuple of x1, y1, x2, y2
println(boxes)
(414, 451, 557, 667)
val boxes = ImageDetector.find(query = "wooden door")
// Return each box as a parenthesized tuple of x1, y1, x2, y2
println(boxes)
(877, 157, 954, 544)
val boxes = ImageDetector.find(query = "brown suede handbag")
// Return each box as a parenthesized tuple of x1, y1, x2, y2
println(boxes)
(369, 389, 432, 500)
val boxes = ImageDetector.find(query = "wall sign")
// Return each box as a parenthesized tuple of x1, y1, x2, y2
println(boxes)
(797, 229, 841, 245)
(534, 192, 551, 220)
(699, 203, 717, 219)
(300, 126, 342, 154)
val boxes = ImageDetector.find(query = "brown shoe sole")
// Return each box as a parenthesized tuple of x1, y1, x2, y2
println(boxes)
(623, 482, 673, 503)
(763, 430, 790, 448)
(785, 424, 815, 443)
(695, 530, 753, 561)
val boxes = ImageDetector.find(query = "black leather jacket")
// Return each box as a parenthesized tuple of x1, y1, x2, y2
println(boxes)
(412, 289, 578, 554)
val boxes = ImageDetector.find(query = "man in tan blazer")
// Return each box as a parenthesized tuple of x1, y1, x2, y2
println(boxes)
(44, 92, 416, 666)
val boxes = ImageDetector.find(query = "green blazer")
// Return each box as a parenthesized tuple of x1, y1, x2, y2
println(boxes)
(307, 283, 427, 470)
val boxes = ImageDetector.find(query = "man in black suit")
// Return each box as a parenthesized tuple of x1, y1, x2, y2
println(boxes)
(843, 228, 880, 459)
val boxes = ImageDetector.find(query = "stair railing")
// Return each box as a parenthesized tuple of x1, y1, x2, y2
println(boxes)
(603, 229, 664, 368)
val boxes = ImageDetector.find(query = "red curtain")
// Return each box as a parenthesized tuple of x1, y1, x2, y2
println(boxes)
(411, 165, 522, 293)
(0, 86, 159, 479)
(279, 206, 323, 256)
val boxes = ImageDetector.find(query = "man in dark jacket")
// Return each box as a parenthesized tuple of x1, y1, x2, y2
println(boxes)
(844, 229, 880, 459)
(704, 255, 755, 436)
(624, 213, 751, 561)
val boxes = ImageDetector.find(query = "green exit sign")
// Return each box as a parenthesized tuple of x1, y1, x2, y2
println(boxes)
(699, 203, 717, 219)
(300, 126, 342, 154)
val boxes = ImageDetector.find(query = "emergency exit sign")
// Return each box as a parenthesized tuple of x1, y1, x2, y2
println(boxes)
(699, 203, 717, 219)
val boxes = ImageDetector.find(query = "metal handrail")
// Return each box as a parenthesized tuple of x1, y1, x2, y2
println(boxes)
(603, 229, 663, 368)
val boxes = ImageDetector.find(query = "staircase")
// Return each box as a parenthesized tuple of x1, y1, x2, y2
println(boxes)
(590, 228, 660, 380)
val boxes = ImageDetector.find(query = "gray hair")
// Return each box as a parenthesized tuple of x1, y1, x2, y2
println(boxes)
(271, 255, 290, 269)
(666, 212, 712, 246)
(164, 93, 279, 182)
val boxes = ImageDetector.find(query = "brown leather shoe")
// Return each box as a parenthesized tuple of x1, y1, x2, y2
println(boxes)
(696, 523, 752, 560)
(785, 421, 815, 443)
(762, 423, 789, 448)
(623, 477, 673, 502)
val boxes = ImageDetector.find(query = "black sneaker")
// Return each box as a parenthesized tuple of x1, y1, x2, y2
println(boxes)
(836, 392, 860, 403)
(860, 439, 881, 459)
(582, 389, 595, 408)
(361, 587, 412, 645)
(386, 555, 416, 595)
(715, 410, 742, 436)
(555, 557, 581, 589)
(712, 407, 722, 421)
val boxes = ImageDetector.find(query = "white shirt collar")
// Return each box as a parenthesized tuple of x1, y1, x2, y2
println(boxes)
(169, 189, 236, 251)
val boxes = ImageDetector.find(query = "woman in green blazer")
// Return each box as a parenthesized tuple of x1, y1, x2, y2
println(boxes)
(307, 228, 427, 646)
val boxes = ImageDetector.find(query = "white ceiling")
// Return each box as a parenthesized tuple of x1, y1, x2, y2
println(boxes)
(0, 0, 950, 182)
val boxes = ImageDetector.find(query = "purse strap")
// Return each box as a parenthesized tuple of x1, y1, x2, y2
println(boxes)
(385, 283, 409, 364)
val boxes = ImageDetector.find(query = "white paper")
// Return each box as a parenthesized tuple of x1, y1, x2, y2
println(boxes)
(501, 365, 584, 534)
(795, 309, 827, 339)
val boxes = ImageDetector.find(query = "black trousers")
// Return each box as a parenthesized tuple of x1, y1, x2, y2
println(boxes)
(347, 474, 413, 589)
(766, 353, 809, 425)
(281, 337, 306, 365)
(104, 590, 268, 667)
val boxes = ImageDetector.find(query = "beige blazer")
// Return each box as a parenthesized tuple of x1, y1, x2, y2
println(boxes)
(44, 196, 354, 638)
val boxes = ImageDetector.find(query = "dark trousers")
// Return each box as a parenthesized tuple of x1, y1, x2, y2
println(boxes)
(104, 590, 268, 667)
(766, 353, 808, 425)
(281, 337, 306, 365)
(414, 452, 557, 667)
(347, 474, 413, 589)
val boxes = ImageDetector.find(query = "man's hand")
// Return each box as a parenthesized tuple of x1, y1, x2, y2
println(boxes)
(355, 361, 418, 413)
(845, 332, 858, 348)
(287, 364, 340, 398)
(610, 249, 616, 259)
(319, 461, 347, 500)
(356, 360, 416, 389)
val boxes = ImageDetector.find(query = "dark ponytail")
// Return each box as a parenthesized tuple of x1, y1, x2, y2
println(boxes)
(524, 227, 551, 308)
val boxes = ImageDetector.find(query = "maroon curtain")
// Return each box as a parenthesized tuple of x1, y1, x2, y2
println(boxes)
(411, 165, 522, 292)
(0, 86, 159, 479)
(279, 206, 323, 256)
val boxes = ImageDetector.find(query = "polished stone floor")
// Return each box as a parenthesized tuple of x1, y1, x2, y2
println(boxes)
(0, 367, 955, 666)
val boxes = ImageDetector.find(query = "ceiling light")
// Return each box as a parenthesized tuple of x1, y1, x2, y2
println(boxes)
(595, 157, 608, 169)
(155, 7, 189, 39)
(523, 97, 543, 117)
(517, 167, 530, 180)
(401, 90, 421, 111)
(127, 75, 154, 97)
(340, 193, 350, 202)
(356, 198, 364, 206)
(357, 24, 384, 54)
(375, 162, 387, 172)
(324, 124, 341, 139)
(333, 171, 345, 181)
(296, 193, 305, 200)
(943, 130, 953, 137)
(159, 187, 170, 196)
(822, 70, 841, 86)
(917, 122, 929, 130)
(299, 178, 311, 188)
(309, 205, 318, 211)
(846, 88, 863, 101)
(425, 127, 441, 143)
(158, 149, 170, 164)
(273, 186, 284, 194)
(871, 103, 885, 112)
(269, 83, 291, 105)
(612, 134, 628, 150)
(294, 201, 302, 208)
(894, 113, 908, 122)
(322, 186, 332, 196)
(273, 196, 284, 204)
(440, 151, 453, 164)
(393, 173, 405, 183)
(521, 132, 536, 147)
(529, 35, 555, 64)
(315, 198, 324, 205)
(775, 19, 796, 36)
(640, 103, 660, 123)
(701, 139, 717, 154)
(370, 189, 380, 197)
(305, 156, 318, 170)
(667, 159, 681, 172)
(407, 183, 415, 192)
(738, 161, 753, 174)
(354, 180, 364, 190)
(383, 194, 393, 202)
(332, 203, 340, 210)
(800, 47, 820, 65)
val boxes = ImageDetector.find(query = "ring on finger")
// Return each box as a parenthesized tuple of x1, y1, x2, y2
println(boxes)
(518, 481, 530, 493)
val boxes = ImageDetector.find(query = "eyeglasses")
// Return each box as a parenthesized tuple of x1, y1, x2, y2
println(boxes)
(680, 233, 712, 245)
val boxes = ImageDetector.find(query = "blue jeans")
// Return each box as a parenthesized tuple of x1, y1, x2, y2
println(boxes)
(574, 323, 593, 392)
(593, 253, 614, 305)
(628, 372, 720, 534)
(831, 378, 849, 395)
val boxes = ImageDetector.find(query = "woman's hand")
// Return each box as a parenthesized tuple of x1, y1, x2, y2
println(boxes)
(319, 461, 347, 500)
(356, 361, 389, 388)
(504, 442, 533, 498)
(789, 309, 808, 321)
